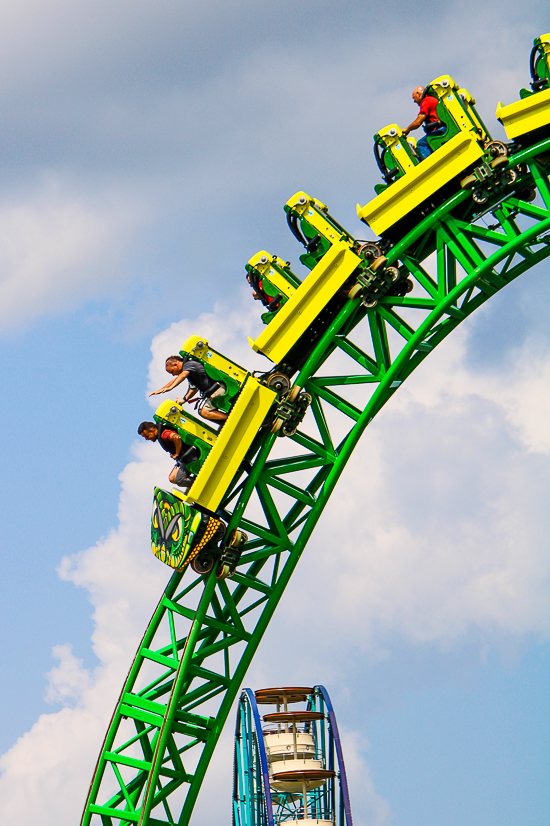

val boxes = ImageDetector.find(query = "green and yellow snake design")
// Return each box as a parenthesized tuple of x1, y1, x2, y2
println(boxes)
(151, 487, 222, 571)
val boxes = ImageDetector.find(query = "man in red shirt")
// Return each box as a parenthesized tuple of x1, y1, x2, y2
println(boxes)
(403, 86, 446, 161)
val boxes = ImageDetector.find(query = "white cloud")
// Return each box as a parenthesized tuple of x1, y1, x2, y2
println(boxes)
(0, 442, 170, 823)
(45, 644, 91, 705)
(272, 326, 550, 658)
(0, 0, 542, 331)
(339, 729, 391, 826)
(388, 323, 550, 455)
(0, 180, 148, 330)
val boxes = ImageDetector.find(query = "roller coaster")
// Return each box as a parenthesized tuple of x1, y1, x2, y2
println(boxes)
(82, 33, 550, 826)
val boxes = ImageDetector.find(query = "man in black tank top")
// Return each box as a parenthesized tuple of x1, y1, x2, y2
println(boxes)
(149, 355, 228, 423)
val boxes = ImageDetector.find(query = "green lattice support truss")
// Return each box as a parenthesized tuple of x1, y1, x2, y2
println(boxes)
(82, 138, 550, 826)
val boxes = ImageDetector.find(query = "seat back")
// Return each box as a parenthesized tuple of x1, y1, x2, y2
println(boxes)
(184, 376, 277, 513)
(373, 124, 419, 186)
(153, 399, 218, 475)
(246, 251, 301, 324)
(284, 192, 356, 271)
(424, 75, 490, 153)
(179, 336, 249, 412)
(530, 33, 550, 91)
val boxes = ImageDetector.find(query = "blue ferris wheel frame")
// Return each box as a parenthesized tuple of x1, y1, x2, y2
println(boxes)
(233, 686, 353, 826)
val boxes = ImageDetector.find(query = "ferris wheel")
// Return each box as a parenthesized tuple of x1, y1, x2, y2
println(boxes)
(234, 686, 352, 826)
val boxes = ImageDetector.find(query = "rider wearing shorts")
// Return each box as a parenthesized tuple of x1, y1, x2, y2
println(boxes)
(149, 355, 228, 423)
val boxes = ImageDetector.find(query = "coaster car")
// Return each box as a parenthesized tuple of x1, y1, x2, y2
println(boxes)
(531, 33, 550, 91)
(284, 192, 359, 271)
(153, 398, 218, 476)
(246, 251, 301, 324)
(248, 192, 412, 368)
(496, 33, 550, 146)
(179, 335, 250, 415)
(373, 125, 419, 190)
(358, 75, 511, 239)
(151, 487, 248, 578)
(181, 375, 278, 513)
(172, 339, 298, 512)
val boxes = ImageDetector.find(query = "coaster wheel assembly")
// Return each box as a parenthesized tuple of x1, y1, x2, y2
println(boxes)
(265, 372, 292, 396)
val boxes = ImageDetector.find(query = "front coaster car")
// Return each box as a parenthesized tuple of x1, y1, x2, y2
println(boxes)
(151, 488, 225, 574)
(151, 488, 248, 580)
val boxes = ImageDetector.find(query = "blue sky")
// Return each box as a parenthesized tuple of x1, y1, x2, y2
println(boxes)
(0, 1, 549, 823)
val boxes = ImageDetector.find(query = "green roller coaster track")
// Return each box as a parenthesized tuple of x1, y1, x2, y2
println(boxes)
(81, 138, 550, 826)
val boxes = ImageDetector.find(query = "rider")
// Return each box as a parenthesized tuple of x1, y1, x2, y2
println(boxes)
(149, 355, 228, 423)
(402, 86, 446, 161)
(138, 421, 199, 488)
(246, 272, 284, 315)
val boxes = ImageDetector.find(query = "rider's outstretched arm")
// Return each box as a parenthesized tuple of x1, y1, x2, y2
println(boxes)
(149, 370, 190, 397)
